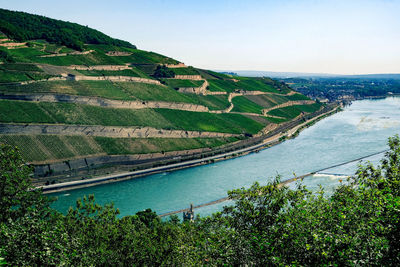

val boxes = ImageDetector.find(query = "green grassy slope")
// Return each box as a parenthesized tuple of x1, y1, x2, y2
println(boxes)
(0, 134, 240, 162)
(0, 100, 265, 134)
(0, 9, 321, 164)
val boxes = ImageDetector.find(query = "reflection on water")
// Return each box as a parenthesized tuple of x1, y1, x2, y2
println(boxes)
(357, 116, 400, 131)
(50, 97, 400, 217)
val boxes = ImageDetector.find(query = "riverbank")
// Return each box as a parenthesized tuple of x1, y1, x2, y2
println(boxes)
(39, 104, 341, 193)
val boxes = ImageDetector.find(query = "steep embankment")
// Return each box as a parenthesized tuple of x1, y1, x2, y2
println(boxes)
(0, 8, 331, 182)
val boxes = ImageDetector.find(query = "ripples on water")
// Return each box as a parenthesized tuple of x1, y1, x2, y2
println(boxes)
(50, 97, 400, 217)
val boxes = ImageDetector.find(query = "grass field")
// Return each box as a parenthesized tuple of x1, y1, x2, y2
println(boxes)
(0, 63, 43, 72)
(34, 51, 122, 66)
(243, 95, 277, 109)
(127, 49, 179, 65)
(197, 69, 232, 80)
(170, 67, 200, 75)
(286, 93, 310, 101)
(75, 69, 147, 78)
(0, 80, 130, 99)
(231, 96, 264, 114)
(94, 137, 241, 155)
(0, 63, 54, 83)
(115, 82, 200, 103)
(267, 103, 322, 120)
(0, 30, 322, 163)
(0, 100, 266, 134)
(0, 70, 32, 83)
(265, 117, 288, 124)
(207, 75, 293, 94)
(163, 79, 204, 88)
(132, 64, 158, 76)
(0, 80, 198, 103)
(0, 134, 103, 162)
(208, 79, 239, 92)
(183, 94, 230, 110)
(7, 44, 179, 66)
(155, 109, 265, 134)
(6, 47, 47, 62)
(0, 135, 49, 162)
(0, 134, 241, 162)
(0, 80, 233, 110)
(295, 103, 322, 113)
(236, 78, 285, 93)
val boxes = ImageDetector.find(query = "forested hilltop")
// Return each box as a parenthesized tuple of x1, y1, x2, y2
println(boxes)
(0, 8, 135, 50)
(0, 9, 332, 185)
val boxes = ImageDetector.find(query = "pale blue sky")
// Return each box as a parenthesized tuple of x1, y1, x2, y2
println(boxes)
(1, 0, 399, 74)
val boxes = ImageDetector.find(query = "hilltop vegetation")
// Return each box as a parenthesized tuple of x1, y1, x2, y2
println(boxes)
(1, 136, 399, 265)
(0, 8, 135, 50)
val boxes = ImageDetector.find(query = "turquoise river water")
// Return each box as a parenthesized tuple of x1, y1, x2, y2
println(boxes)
(50, 97, 400, 217)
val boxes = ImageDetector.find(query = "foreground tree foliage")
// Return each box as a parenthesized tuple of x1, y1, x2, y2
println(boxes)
(0, 136, 399, 265)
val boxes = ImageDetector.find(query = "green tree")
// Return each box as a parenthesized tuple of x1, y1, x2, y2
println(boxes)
(200, 136, 400, 265)
(1, 136, 400, 265)
(0, 144, 67, 265)
(0, 144, 47, 222)
(153, 65, 175, 78)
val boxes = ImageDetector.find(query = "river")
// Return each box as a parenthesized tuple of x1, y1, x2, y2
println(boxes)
(50, 97, 400, 217)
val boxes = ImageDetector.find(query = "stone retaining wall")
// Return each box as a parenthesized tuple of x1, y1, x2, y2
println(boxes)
(0, 93, 209, 112)
(174, 75, 202, 80)
(177, 80, 208, 95)
(0, 124, 239, 139)
(106, 51, 132, 56)
(164, 63, 186, 68)
(9, 75, 161, 86)
(205, 91, 228, 95)
(39, 50, 94, 58)
(33, 147, 210, 177)
(0, 42, 26, 47)
(67, 65, 131, 71)
(71, 75, 162, 85)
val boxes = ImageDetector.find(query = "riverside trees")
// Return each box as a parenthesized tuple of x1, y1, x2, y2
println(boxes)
(0, 136, 399, 265)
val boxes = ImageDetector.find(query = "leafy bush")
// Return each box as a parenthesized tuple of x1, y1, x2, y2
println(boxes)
(152, 65, 175, 78)
(1, 136, 400, 265)
(0, 49, 15, 63)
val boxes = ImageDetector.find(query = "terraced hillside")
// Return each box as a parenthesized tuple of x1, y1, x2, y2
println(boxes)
(0, 9, 327, 176)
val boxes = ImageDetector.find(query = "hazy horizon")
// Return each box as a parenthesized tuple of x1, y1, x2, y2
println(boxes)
(1, 0, 399, 75)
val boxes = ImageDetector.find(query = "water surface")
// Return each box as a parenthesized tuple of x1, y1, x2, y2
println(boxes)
(51, 97, 400, 217)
